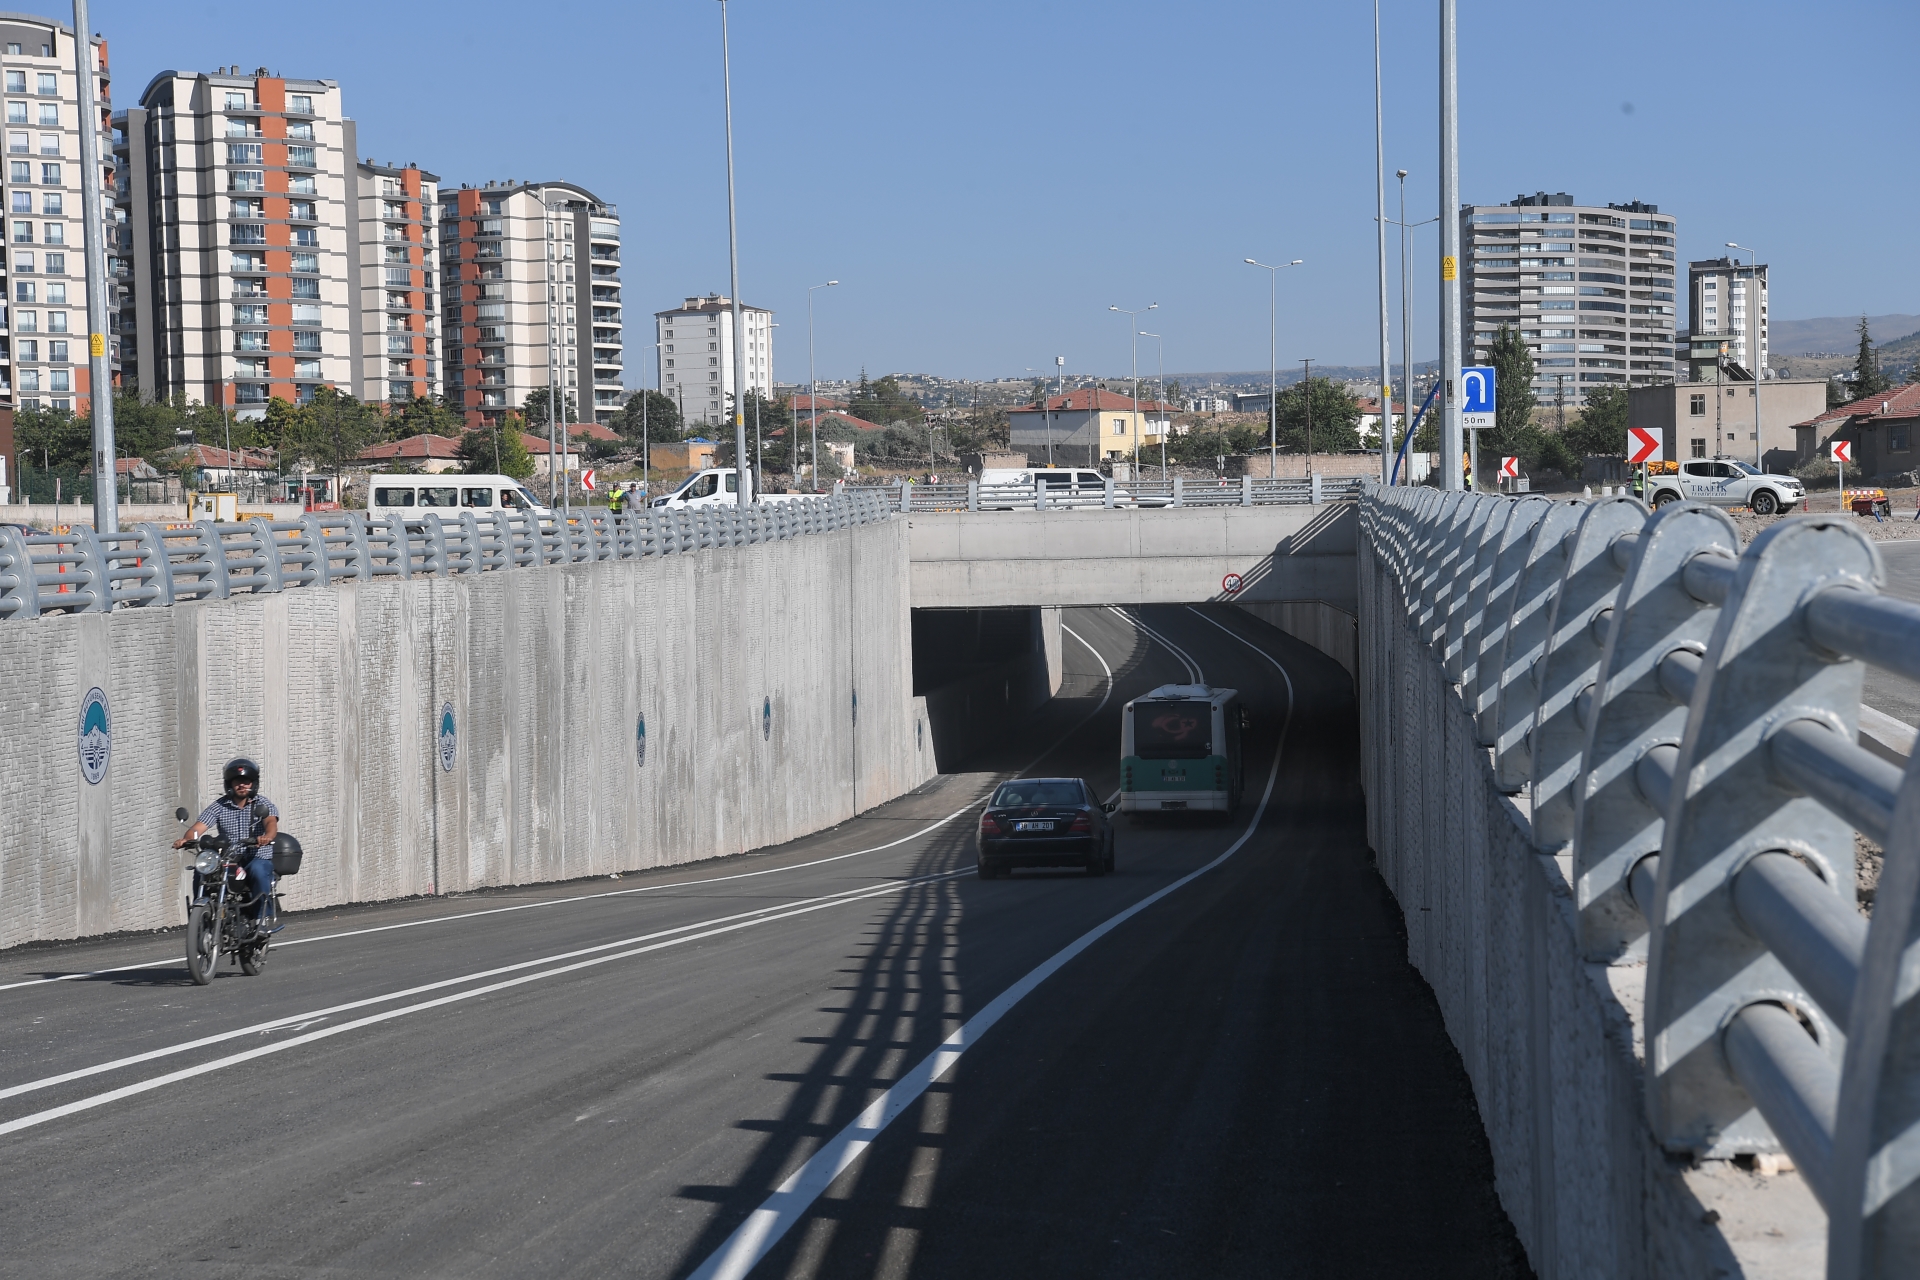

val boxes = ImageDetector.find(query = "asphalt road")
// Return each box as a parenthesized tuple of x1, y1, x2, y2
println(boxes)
(1864, 539, 1920, 726)
(0, 605, 1527, 1280)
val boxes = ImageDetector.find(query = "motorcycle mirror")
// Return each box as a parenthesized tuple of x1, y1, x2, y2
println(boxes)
(174, 807, 189, 822)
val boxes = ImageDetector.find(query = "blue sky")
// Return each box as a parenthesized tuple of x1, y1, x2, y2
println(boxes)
(87, 0, 1919, 383)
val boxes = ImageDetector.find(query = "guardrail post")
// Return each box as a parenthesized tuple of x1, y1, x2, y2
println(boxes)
(127, 523, 177, 607)
(247, 517, 286, 593)
(1104, 477, 1116, 509)
(1240, 475, 1253, 507)
(341, 513, 372, 579)
(1645, 516, 1874, 1161)
(1573, 501, 1738, 962)
(0, 521, 38, 618)
(1490, 500, 1584, 792)
(1526, 495, 1645, 849)
(967, 480, 979, 512)
(1470, 496, 1551, 745)
(300, 513, 333, 586)
(1311, 473, 1323, 505)
(1172, 475, 1184, 507)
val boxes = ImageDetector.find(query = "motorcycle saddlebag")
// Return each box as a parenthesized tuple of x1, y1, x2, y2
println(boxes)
(272, 832, 304, 876)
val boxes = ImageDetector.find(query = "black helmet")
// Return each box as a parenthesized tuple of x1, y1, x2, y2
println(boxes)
(222, 758, 261, 793)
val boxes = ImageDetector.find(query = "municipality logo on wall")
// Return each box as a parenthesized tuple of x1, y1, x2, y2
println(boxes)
(438, 703, 457, 772)
(77, 687, 111, 785)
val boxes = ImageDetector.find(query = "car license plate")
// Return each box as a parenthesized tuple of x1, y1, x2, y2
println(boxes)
(1014, 820, 1053, 832)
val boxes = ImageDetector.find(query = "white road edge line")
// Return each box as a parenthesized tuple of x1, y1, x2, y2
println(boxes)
(1109, 605, 1205, 684)
(0, 867, 972, 1108)
(0, 802, 989, 995)
(0, 869, 975, 1138)
(685, 607, 1294, 1280)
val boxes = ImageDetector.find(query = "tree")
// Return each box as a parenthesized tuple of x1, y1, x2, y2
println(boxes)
(1562, 384, 1630, 457)
(1272, 377, 1363, 453)
(616, 389, 681, 442)
(281, 387, 381, 476)
(521, 387, 579, 426)
(1853, 316, 1891, 401)
(458, 423, 534, 480)
(848, 373, 921, 427)
(390, 395, 466, 439)
(1484, 324, 1540, 462)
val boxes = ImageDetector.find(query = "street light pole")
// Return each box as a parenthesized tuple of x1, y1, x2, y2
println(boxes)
(1140, 331, 1166, 482)
(1439, 0, 1464, 490)
(1243, 258, 1302, 481)
(1727, 241, 1764, 468)
(807, 280, 837, 492)
(1109, 303, 1156, 481)
(1301, 358, 1315, 471)
(719, 0, 751, 503)
(1372, 0, 1393, 487)
(74, 0, 116, 534)
(1386, 175, 1439, 484)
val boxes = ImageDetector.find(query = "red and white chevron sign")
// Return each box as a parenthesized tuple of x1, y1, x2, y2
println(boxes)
(1627, 427, 1663, 465)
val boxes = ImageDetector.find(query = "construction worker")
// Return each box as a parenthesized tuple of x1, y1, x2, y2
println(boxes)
(608, 482, 628, 515)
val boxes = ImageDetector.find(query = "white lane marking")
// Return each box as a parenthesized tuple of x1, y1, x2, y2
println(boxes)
(1019, 620, 1116, 772)
(686, 615, 1296, 1280)
(1108, 605, 1206, 684)
(0, 868, 974, 1139)
(0, 801, 990, 995)
(0, 867, 972, 1109)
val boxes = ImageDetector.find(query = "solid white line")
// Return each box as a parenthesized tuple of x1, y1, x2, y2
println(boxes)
(0, 869, 974, 1138)
(0, 867, 972, 1109)
(0, 801, 990, 995)
(685, 613, 1296, 1280)
(1109, 605, 1206, 684)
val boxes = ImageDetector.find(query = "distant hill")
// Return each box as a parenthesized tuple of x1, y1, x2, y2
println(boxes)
(1769, 314, 1920, 357)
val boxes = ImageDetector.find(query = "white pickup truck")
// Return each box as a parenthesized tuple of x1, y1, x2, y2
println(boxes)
(649, 468, 813, 509)
(1647, 458, 1805, 516)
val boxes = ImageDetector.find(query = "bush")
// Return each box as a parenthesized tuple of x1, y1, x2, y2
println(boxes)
(1793, 456, 1836, 487)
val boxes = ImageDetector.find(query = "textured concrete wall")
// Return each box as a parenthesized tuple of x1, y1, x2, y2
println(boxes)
(0, 519, 934, 948)
(907, 504, 1356, 610)
(1231, 599, 1356, 683)
(1355, 535, 1820, 1279)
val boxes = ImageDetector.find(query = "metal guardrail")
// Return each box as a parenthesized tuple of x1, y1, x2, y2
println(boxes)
(1362, 483, 1920, 1277)
(0, 489, 897, 622)
(872, 474, 1365, 513)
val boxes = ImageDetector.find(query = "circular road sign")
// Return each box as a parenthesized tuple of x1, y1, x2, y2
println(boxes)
(1221, 572, 1244, 595)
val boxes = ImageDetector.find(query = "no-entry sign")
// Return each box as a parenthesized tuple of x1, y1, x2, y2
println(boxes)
(1628, 427, 1664, 465)
(1221, 572, 1244, 595)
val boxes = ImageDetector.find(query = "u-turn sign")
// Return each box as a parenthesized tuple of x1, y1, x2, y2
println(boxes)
(1461, 366, 1496, 428)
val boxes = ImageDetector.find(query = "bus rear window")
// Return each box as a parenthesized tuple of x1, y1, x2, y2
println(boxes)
(1134, 701, 1212, 759)
(374, 487, 415, 507)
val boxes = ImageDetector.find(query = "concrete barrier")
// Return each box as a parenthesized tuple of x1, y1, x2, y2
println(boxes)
(1356, 530, 1824, 1277)
(1231, 599, 1355, 682)
(0, 518, 934, 948)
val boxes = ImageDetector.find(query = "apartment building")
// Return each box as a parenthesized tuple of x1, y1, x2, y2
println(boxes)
(438, 180, 623, 429)
(1686, 256, 1768, 382)
(1460, 191, 1678, 407)
(114, 69, 352, 413)
(654, 293, 772, 427)
(0, 16, 115, 413)
(354, 161, 439, 405)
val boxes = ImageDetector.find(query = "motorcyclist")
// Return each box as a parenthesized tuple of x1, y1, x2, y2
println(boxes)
(174, 758, 280, 934)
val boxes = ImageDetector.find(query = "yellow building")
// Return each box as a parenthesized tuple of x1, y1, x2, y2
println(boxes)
(1007, 389, 1174, 466)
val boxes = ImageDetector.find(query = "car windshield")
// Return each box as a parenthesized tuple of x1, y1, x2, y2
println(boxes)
(992, 780, 1084, 808)
(1730, 461, 1760, 475)
(1133, 700, 1213, 759)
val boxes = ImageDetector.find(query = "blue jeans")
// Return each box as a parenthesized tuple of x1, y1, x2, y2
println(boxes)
(245, 854, 276, 922)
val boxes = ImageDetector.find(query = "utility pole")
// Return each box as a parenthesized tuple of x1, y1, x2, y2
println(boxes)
(1372, 0, 1393, 486)
(74, 1, 116, 534)
(719, 0, 752, 503)
(1301, 358, 1315, 471)
(1438, 0, 1464, 490)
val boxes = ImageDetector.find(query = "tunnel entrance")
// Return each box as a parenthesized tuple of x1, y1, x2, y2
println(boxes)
(911, 607, 1063, 771)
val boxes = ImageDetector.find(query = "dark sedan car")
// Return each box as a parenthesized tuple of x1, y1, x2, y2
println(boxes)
(977, 777, 1116, 879)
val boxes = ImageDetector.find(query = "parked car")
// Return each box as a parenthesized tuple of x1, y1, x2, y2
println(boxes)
(976, 777, 1116, 878)
(1646, 458, 1804, 515)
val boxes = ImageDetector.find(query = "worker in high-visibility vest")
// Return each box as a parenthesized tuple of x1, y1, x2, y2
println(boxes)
(608, 483, 628, 515)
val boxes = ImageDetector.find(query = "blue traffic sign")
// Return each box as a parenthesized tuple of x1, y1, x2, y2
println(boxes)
(1461, 366, 1496, 427)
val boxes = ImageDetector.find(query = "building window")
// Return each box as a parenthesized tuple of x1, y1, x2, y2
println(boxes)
(289, 94, 313, 114)
(230, 223, 265, 245)
(8, 221, 25, 243)
(225, 118, 253, 138)
(1892, 427, 1912, 453)
(288, 199, 315, 220)
(36, 73, 55, 96)
(225, 91, 250, 110)
(288, 252, 318, 274)
(234, 330, 268, 351)
(18, 368, 37, 391)
(39, 192, 59, 215)
(44, 251, 61, 274)
(38, 161, 57, 185)
(36, 101, 54, 126)
(292, 226, 318, 247)
(287, 120, 314, 140)
(46, 310, 64, 332)
(294, 330, 322, 352)
(1113, 418, 1126, 435)
(15, 309, 34, 332)
(235, 383, 269, 404)
(296, 358, 322, 379)
(13, 281, 31, 302)
(291, 276, 319, 299)
(291, 303, 321, 325)
(1689, 394, 1705, 417)
(2, 72, 20, 94)
(234, 304, 267, 324)
(50, 369, 68, 392)
(289, 174, 316, 195)
(230, 170, 264, 192)
(36, 133, 55, 156)
(226, 143, 262, 165)
(6, 131, 22, 154)
(48, 338, 66, 363)
(287, 145, 315, 168)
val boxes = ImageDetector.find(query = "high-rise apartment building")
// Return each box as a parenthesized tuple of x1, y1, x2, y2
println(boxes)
(353, 160, 438, 405)
(653, 293, 771, 427)
(1460, 191, 1678, 407)
(438, 180, 623, 429)
(1685, 256, 1768, 382)
(115, 68, 352, 413)
(0, 16, 115, 413)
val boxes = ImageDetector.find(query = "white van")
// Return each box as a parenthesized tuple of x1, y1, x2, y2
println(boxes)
(978, 466, 1120, 509)
(366, 474, 552, 518)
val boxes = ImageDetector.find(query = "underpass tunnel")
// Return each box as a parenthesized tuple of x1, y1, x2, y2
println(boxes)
(910, 607, 1066, 772)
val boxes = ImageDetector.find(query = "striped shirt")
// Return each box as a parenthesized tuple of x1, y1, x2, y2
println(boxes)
(195, 795, 278, 855)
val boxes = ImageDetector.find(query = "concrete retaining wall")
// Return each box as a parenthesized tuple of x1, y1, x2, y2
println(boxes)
(1356, 535, 1821, 1278)
(1231, 599, 1355, 682)
(0, 518, 934, 949)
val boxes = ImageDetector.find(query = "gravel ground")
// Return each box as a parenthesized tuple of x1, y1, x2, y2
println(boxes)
(1725, 507, 1920, 546)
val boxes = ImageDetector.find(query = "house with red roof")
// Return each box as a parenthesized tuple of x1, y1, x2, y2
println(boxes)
(356, 434, 465, 473)
(1007, 388, 1175, 466)
(1792, 383, 1920, 479)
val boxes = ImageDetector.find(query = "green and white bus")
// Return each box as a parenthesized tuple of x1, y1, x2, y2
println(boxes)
(1119, 683, 1245, 816)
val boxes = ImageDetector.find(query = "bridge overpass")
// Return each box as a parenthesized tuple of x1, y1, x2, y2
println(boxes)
(4, 486, 1920, 1276)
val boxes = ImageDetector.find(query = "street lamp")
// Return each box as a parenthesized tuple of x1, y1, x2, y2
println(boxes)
(807, 280, 838, 491)
(1139, 331, 1166, 482)
(1727, 241, 1764, 468)
(1386, 173, 1438, 482)
(1109, 303, 1156, 480)
(719, 0, 751, 502)
(1244, 258, 1302, 480)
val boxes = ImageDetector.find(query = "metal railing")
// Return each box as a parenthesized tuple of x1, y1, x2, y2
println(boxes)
(0, 489, 897, 622)
(877, 474, 1365, 513)
(1362, 483, 1920, 1277)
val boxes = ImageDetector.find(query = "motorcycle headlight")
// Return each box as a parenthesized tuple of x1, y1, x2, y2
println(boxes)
(194, 852, 219, 875)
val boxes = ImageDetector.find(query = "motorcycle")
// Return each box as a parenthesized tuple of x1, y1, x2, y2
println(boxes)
(175, 806, 303, 985)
